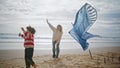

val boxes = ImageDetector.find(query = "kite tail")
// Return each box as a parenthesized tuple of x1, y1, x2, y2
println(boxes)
(82, 32, 100, 40)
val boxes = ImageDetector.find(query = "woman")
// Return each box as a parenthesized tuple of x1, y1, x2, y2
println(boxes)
(19, 26, 37, 68)
(46, 19, 63, 58)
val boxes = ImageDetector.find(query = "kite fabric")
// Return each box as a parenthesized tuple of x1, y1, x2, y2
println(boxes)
(69, 3, 97, 51)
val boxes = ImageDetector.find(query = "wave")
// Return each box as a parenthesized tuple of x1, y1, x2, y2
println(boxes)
(0, 37, 120, 43)
(0, 36, 120, 39)
(0, 33, 120, 43)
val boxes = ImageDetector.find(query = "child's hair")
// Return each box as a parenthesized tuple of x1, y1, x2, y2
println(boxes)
(57, 25, 62, 32)
(26, 26, 36, 34)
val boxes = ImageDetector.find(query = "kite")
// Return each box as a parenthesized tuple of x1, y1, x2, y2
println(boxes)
(69, 3, 97, 51)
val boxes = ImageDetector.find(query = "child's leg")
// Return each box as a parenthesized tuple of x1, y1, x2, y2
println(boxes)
(28, 48, 35, 66)
(25, 58, 30, 68)
(27, 48, 37, 68)
(25, 48, 30, 68)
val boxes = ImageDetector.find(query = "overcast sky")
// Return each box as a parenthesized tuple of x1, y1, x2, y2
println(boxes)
(0, 0, 120, 21)
(0, 0, 120, 35)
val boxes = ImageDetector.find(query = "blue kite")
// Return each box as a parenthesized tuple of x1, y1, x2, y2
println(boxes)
(69, 3, 97, 51)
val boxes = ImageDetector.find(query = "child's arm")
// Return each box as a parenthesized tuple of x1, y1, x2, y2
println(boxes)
(21, 27, 25, 33)
(19, 33, 25, 38)
(19, 27, 26, 38)
(46, 19, 56, 31)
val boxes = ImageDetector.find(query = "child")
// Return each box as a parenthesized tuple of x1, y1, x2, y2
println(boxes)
(19, 26, 37, 68)
(46, 19, 63, 58)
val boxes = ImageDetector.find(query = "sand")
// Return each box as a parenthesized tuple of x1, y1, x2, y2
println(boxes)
(0, 47, 120, 68)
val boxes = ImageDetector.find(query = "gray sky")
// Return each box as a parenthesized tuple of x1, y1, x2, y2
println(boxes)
(0, 0, 120, 21)
(0, 0, 120, 36)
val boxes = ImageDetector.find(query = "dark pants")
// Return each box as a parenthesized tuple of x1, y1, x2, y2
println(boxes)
(52, 41, 60, 58)
(25, 48, 35, 68)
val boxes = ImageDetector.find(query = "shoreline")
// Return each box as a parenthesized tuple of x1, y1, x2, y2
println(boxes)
(0, 46, 120, 59)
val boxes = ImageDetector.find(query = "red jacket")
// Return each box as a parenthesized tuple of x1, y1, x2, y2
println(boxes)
(20, 32, 34, 48)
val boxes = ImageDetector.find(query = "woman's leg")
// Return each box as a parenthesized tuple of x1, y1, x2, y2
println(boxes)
(56, 43, 60, 58)
(52, 41, 56, 58)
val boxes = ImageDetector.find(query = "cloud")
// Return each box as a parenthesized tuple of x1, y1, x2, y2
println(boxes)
(93, 0, 120, 13)
(0, 0, 120, 20)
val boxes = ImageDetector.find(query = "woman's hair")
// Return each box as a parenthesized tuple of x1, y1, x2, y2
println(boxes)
(57, 25, 63, 32)
(26, 26, 36, 34)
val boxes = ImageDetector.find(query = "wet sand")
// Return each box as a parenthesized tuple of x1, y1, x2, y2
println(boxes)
(0, 46, 120, 68)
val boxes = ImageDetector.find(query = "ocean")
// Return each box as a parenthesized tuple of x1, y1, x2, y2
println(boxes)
(0, 18, 120, 50)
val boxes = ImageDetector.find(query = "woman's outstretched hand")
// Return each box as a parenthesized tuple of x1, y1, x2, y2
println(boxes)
(46, 19, 49, 23)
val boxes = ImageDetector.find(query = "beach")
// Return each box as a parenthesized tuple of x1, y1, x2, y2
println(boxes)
(0, 0, 120, 68)
(0, 46, 120, 68)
